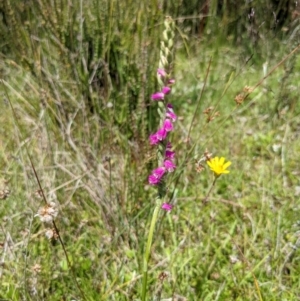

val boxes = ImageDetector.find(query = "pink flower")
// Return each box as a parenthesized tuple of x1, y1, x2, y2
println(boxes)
(163, 119, 173, 132)
(157, 69, 167, 77)
(162, 86, 171, 95)
(164, 160, 176, 172)
(165, 149, 175, 159)
(168, 79, 175, 85)
(166, 104, 177, 121)
(156, 127, 167, 141)
(152, 167, 166, 179)
(166, 111, 177, 122)
(149, 174, 160, 185)
(151, 92, 165, 101)
(149, 133, 159, 145)
(165, 142, 175, 159)
(148, 166, 166, 185)
(162, 203, 173, 211)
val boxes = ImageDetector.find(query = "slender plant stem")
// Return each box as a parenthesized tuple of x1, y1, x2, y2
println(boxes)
(142, 200, 161, 301)
(187, 57, 212, 142)
(203, 176, 217, 204)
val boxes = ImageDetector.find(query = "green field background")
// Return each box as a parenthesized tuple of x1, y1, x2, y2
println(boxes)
(1, 1, 300, 300)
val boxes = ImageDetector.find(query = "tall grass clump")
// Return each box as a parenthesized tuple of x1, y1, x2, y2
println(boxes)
(0, 1, 169, 299)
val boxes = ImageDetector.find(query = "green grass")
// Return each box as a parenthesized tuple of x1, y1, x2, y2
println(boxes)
(1, 1, 300, 300)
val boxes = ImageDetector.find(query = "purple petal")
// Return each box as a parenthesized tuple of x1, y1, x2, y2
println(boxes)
(162, 86, 171, 95)
(153, 167, 166, 179)
(166, 142, 172, 150)
(157, 127, 167, 141)
(148, 174, 160, 185)
(166, 104, 177, 122)
(163, 119, 173, 132)
(168, 79, 175, 85)
(164, 160, 176, 172)
(162, 203, 173, 211)
(151, 92, 164, 101)
(149, 133, 159, 145)
(165, 150, 175, 159)
(166, 111, 177, 122)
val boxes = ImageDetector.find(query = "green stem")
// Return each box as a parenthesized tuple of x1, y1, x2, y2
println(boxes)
(203, 176, 217, 204)
(141, 199, 161, 301)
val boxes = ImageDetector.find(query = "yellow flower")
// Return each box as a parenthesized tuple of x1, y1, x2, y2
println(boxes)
(207, 157, 231, 177)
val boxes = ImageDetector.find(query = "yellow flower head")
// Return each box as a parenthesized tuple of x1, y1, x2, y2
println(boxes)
(207, 157, 231, 177)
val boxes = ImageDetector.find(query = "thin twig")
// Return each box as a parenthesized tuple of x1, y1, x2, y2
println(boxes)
(187, 57, 212, 142)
